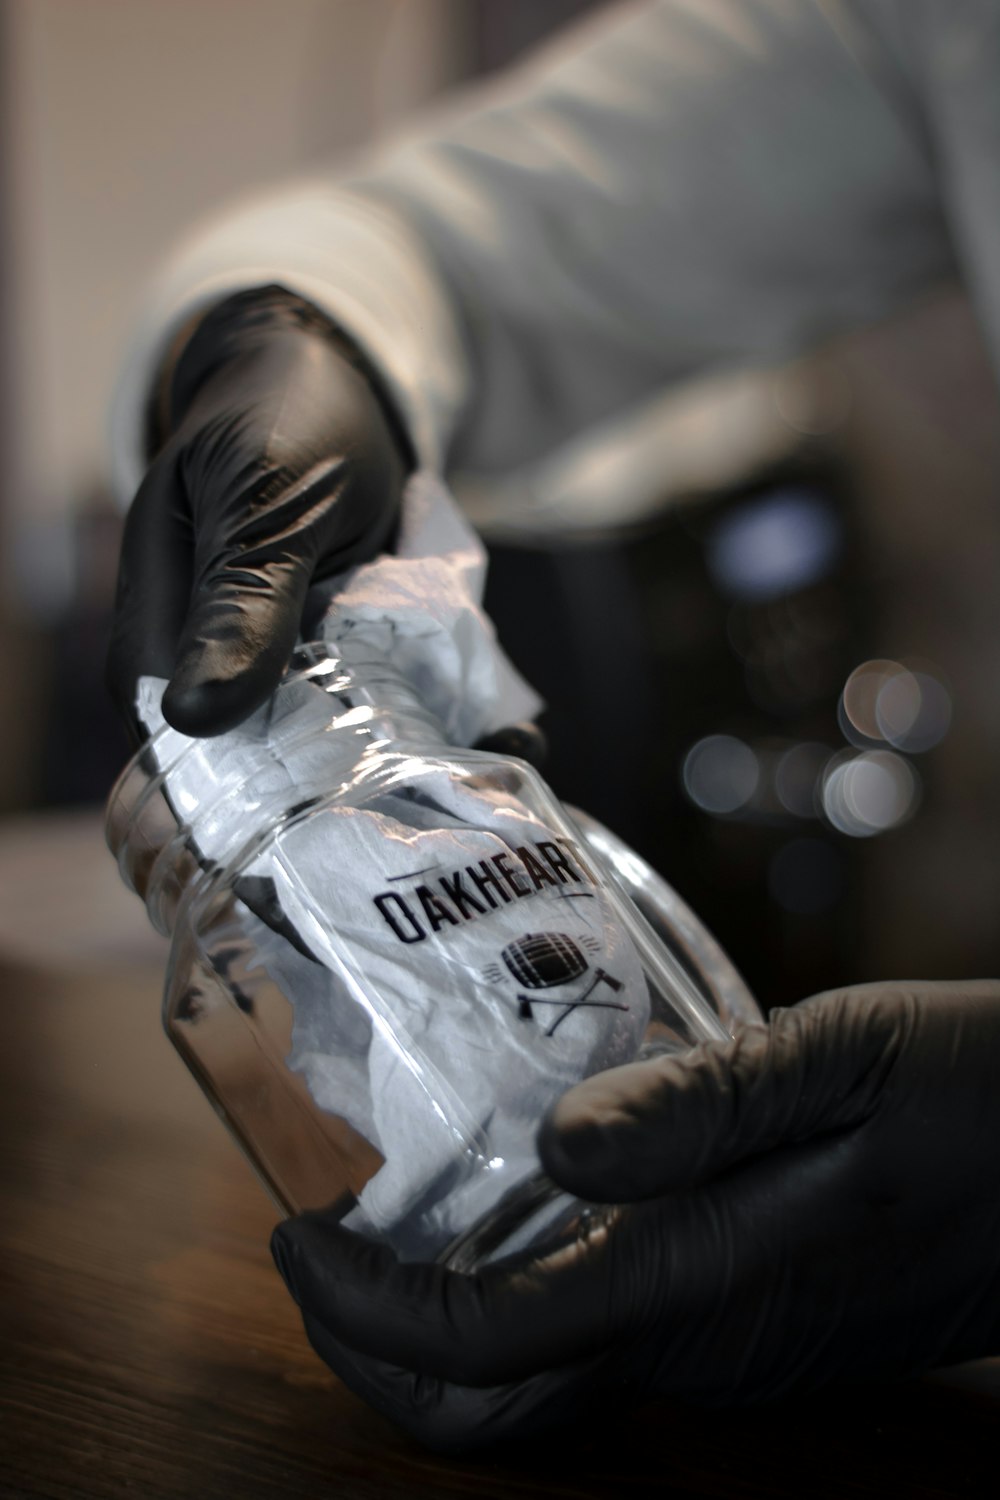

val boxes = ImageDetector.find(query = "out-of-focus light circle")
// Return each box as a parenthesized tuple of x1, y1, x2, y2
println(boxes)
(876, 669, 951, 752)
(682, 735, 760, 815)
(840, 658, 952, 753)
(840, 658, 903, 742)
(706, 489, 842, 602)
(768, 838, 844, 914)
(774, 742, 830, 818)
(820, 749, 920, 838)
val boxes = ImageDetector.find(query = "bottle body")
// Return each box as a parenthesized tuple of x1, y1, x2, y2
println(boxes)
(107, 644, 754, 1268)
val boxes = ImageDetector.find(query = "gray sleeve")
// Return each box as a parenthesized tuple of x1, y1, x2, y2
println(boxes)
(348, 0, 954, 474)
(110, 0, 956, 496)
(873, 0, 1000, 386)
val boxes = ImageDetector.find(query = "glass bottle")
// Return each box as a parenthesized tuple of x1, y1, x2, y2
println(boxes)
(106, 640, 758, 1270)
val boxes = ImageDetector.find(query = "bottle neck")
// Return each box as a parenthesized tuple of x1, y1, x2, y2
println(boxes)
(106, 640, 450, 933)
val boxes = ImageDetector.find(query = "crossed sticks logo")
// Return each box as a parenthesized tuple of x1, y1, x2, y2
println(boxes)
(493, 931, 628, 1037)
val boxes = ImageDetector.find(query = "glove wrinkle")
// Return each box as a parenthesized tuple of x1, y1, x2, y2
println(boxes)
(107, 448, 195, 727)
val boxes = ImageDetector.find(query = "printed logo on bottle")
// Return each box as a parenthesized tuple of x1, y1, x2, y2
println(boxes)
(372, 835, 601, 944)
(498, 931, 626, 1035)
(370, 835, 635, 1038)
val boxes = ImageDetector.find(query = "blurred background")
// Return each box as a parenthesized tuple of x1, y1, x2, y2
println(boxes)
(0, 0, 998, 1005)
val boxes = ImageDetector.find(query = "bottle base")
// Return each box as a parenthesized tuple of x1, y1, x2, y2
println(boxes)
(438, 1171, 614, 1273)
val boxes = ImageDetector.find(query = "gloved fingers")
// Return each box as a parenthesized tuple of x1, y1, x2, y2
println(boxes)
(160, 460, 344, 736)
(300, 1310, 630, 1454)
(474, 722, 548, 769)
(106, 443, 193, 736)
(538, 986, 914, 1204)
(271, 1210, 629, 1388)
(162, 553, 310, 736)
(163, 377, 406, 737)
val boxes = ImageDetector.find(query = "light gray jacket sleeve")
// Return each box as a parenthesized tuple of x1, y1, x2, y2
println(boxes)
(111, 0, 967, 500)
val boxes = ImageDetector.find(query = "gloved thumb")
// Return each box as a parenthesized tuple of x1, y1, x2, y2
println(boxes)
(537, 986, 911, 1203)
(161, 523, 319, 737)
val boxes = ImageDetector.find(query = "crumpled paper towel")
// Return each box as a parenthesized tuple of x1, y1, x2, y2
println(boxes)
(308, 469, 542, 745)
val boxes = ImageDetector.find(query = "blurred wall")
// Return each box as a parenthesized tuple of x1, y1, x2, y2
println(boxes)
(1, 0, 468, 600)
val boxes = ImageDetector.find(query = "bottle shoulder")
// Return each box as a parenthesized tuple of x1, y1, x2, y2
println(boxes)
(369, 741, 558, 811)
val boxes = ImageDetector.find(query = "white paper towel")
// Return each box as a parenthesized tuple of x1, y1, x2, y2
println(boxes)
(310, 469, 542, 745)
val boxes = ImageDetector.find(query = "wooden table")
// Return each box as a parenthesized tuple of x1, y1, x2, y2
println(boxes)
(2, 813, 999, 1498)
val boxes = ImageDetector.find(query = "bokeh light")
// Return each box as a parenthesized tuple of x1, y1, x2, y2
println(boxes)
(706, 488, 842, 602)
(839, 659, 951, 752)
(820, 749, 920, 838)
(682, 735, 760, 815)
(774, 741, 830, 819)
(876, 668, 952, 752)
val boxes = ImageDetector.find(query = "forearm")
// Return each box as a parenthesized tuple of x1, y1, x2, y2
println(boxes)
(111, 0, 956, 500)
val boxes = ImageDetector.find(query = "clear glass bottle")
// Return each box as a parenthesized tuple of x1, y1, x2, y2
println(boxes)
(106, 641, 758, 1270)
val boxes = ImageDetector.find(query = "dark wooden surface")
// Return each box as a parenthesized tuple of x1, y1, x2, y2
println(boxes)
(2, 817, 1000, 1497)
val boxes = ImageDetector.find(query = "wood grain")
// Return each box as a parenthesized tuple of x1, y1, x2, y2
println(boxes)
(2, 954, 999, 1499)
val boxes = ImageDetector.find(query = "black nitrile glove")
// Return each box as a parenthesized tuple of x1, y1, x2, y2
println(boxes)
(107, 285, 410, 738)
(474, 721, 548, 768)
(270, 980, 1000, 1451)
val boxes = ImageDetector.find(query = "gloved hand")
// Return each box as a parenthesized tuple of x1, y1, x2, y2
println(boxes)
(270, 980, 1000, 1451)
(473, 722, 548, 768)
(107, 285, 410, 738)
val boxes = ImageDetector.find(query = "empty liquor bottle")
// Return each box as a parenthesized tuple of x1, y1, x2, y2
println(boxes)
(106, 638, 757, 1268)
